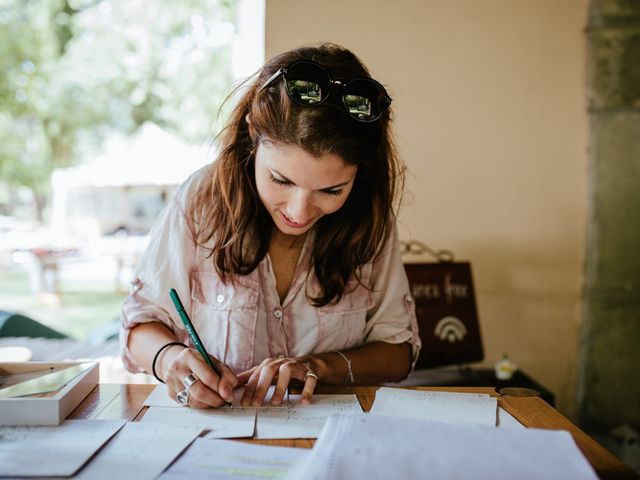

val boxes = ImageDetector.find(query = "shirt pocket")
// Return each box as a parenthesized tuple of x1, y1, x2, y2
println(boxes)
(316, 283, 375, 352)
(190, 271, 259, 372)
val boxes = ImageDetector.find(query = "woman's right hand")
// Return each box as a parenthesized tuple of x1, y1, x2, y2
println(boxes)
(160, 345, 238, 408)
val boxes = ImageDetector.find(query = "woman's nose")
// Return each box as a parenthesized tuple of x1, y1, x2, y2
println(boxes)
(288, 191, 314, 223)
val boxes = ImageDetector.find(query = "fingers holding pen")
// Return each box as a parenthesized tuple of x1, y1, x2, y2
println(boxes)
(167, 288, 236, 407)
(166, 347, 236, 408)
(195, 354, 237, 402)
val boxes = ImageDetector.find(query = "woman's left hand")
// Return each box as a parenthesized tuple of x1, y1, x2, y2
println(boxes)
(236, 357, 319, 406)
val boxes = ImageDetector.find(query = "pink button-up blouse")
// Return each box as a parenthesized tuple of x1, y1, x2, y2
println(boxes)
(120, 167, 421, 375)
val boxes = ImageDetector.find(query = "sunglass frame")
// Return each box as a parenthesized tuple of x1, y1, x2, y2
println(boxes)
(259, 60, 392, 123)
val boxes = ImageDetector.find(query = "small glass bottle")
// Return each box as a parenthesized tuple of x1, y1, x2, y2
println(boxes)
(494, 353, 517, 380)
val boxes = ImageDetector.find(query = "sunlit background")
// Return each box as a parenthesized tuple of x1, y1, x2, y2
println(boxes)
(1, 1, 639, 470)
(0, 0, 263, 342)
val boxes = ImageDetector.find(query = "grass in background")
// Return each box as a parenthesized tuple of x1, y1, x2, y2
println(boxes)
(0, 269, 126, 341)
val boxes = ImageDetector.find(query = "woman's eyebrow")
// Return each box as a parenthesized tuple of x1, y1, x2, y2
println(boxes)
(271, 169, 352, 190)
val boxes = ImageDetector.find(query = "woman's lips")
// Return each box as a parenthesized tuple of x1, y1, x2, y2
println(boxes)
(280, 211, 312, 228)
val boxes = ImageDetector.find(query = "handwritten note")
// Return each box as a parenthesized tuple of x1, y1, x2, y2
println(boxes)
(0, 419, 125, 477)
(255, 394, 362, 439)
(72, 422, 203, 480)
(370, 387, 498, 426)
(159, 438, 309, 480)
(141, 406, 256, 438)
(143, 385, 362, 439)
(144, 384, 276, 408)
(145, 393, 362, 440)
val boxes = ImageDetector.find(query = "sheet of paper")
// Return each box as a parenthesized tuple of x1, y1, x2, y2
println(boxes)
(144, 386, 360, 439)
(288, 413, 598, 480)
(158, 438, 309, 480)
(72, 422, 203, 480)
(0, 419, 125, 477)
(255, 394, 362, 439)
(141, 406, 256, 438)
(498, 406, 525, 429)
(370, 387, 498, 426)
(144, 384, 277, 407)
(143, 384, 183, 407)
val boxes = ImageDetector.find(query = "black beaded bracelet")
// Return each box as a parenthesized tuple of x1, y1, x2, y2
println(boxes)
(151, 341, 187, 383)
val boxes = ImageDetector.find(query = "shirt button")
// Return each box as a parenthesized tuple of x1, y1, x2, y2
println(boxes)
(273, 309, 283, 319)
(217, 294, 224, 303)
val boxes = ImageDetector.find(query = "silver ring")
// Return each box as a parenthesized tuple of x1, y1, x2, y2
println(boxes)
(304, 370, 319, 381)
(176, 388, 190, 406)
(182, 373, 199, 390)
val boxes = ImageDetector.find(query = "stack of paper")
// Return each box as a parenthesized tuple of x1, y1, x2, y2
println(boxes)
(287, 413, 599, 480)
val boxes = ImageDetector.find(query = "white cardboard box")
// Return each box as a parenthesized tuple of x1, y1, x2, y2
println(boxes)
(0, 361, 99, 426)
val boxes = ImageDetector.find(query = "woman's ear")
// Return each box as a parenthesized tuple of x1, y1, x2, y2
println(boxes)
(245, 113, 251, 125)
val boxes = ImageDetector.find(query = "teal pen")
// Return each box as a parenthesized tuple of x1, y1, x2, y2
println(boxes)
(169, 288, 232, 406)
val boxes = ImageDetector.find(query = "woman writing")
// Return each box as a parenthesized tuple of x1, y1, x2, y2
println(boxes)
(121, 43, 420, 408)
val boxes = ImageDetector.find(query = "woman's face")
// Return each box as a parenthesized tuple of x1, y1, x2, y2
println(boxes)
(254, 141, 357, 238)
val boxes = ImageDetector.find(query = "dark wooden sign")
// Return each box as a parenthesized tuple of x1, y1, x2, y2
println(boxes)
(403, 262, 484, 369)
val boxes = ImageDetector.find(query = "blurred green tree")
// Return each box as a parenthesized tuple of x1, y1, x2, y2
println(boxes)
(0, 0, 237, 220)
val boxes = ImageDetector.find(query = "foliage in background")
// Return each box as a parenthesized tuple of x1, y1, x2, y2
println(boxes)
(0, 0, 236, 220)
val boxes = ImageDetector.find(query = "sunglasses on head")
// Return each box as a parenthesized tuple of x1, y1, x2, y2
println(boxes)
(259, 60, 392, 123)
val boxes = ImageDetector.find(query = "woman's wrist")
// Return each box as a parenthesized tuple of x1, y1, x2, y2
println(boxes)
(156, 343, 187, 382)
(334, 351, 354, 384)
(303, 354, 334, 382)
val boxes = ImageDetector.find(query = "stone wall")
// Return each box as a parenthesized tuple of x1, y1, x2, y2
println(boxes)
(580, 0, 640, 431)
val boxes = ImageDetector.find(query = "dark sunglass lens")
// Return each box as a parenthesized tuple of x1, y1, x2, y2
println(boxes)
(343, 79, 388, 121)
(343, 95, 372, 118)
(284, 62, 330, 105)
(287, 79, 323, 104)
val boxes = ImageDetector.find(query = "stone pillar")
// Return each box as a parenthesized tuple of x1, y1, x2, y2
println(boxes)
(580, 0, 640, 431)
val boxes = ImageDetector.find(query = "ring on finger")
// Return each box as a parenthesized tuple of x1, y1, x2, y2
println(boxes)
(176, 388, 190, 406)
(182, 373, 199, 390)
(304, 370, 319, 381)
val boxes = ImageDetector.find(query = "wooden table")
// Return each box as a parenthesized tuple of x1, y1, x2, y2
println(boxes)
(70, 384, 638, 480)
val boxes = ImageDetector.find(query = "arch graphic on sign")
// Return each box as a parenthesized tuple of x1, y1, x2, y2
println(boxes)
(434, 316, 467, 343)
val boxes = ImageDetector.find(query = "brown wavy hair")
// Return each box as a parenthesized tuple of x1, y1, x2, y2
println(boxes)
(191, 43, 404, 306)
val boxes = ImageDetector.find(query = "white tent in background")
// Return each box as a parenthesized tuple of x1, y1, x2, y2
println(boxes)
(50, 123, 214, 242)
